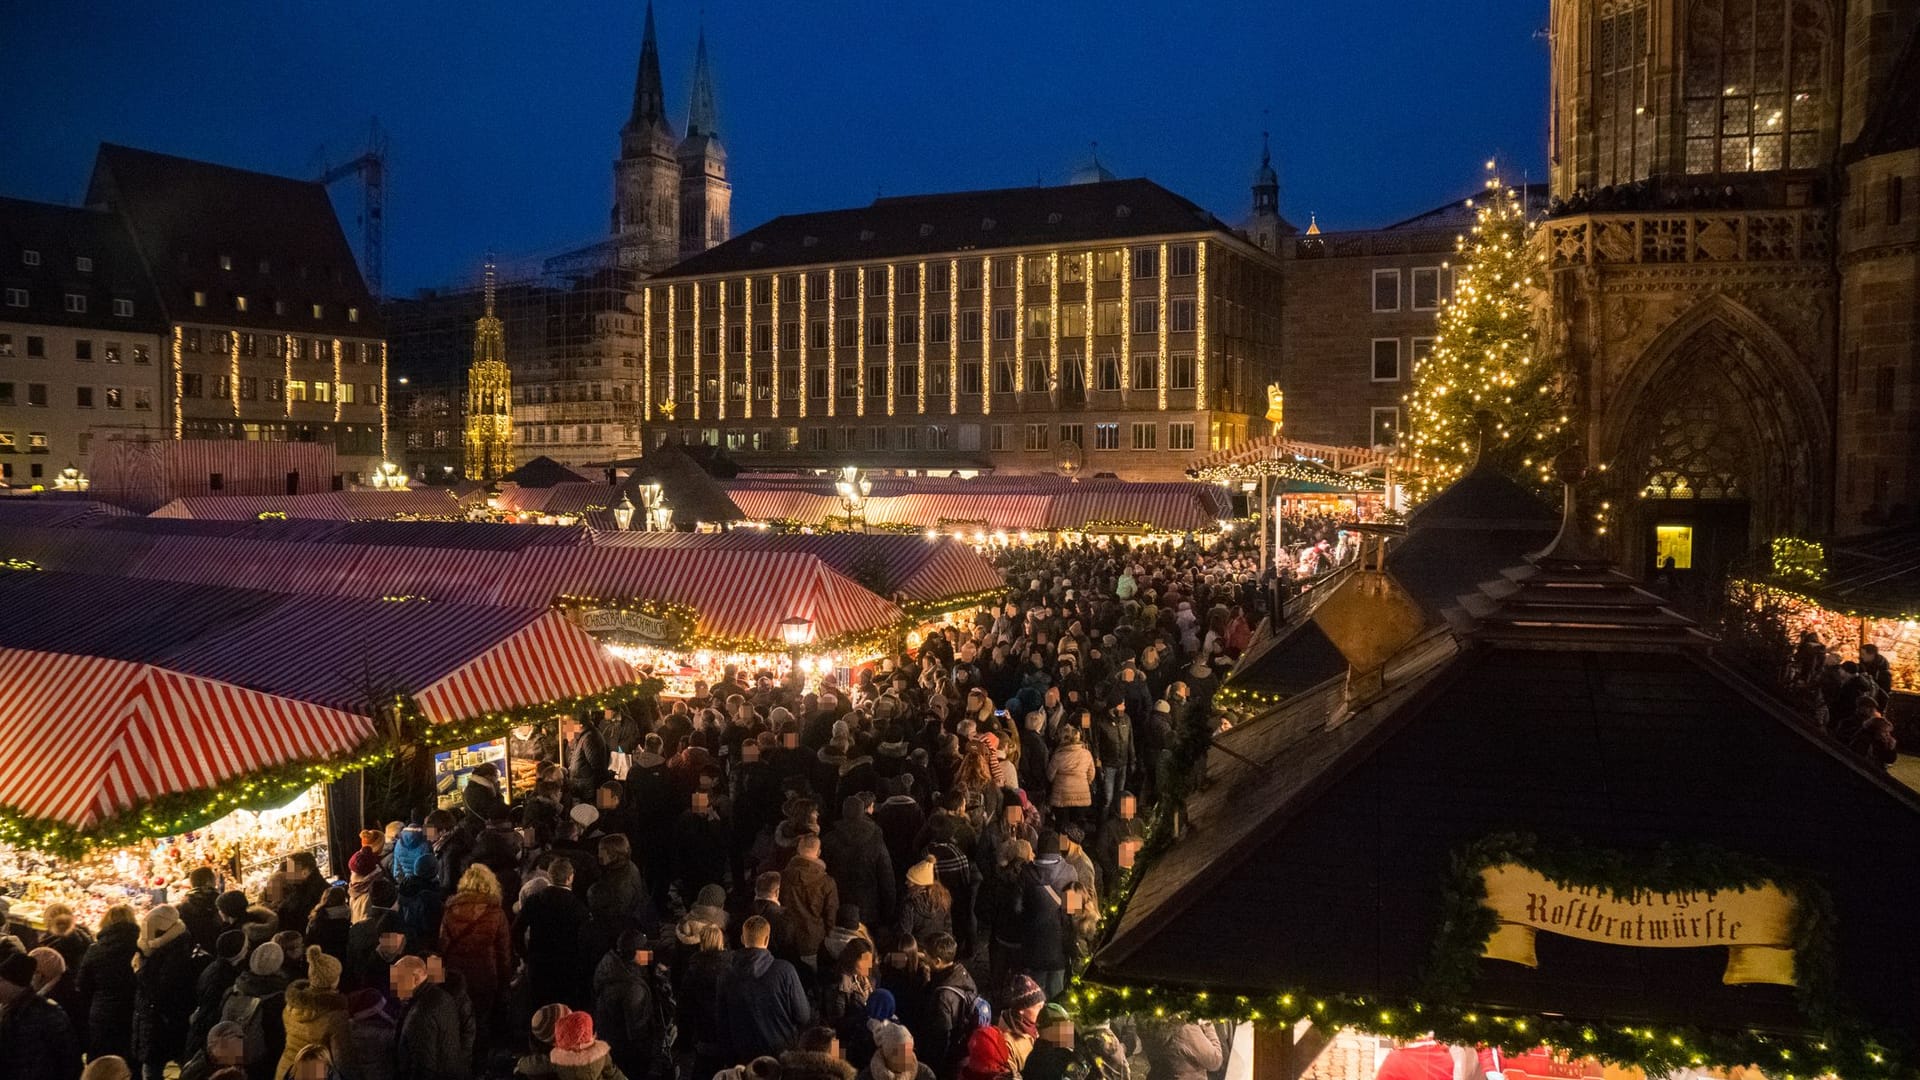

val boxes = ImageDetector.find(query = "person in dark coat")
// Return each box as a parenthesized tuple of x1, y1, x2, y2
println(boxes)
(750, 871, 800, 967)
(515, 856, 594, 1011)
(391, 955, 472, 1080)
(184, 930, 249, 1056)
(718, 916, 813, 1063)
(822, 796, 896, 928)
(131, 905, 200, 1080)
(176, 868, 225, 955)
(919, 933, 982, 1076)
(586, 834, 654, 959)
(75, 906, 140, 1065)
(676, 925, 732, 1080)
(0, 949, 80, 1080)
(274, 852, 328, 936)
(872, 777, 926, 876)
(671, 789, 730, 900)
(306, 884, 353, 963)
(568, 714, 613, 802)
(591, 929, 668, 1079)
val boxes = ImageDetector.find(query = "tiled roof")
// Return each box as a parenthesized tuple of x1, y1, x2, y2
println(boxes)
(657, 178, 1250, 277)
(86, 144, 377, 335)
(0, 197, 169, 334)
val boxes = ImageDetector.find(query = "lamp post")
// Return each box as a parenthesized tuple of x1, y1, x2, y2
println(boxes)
(54, 465, 88, 492)
(834, 465, 872, 533)
(780, 615, 814, 687)
(373, 460, 405, 490)
(612, 494, 635, 531)
(638, 482, 671, 532)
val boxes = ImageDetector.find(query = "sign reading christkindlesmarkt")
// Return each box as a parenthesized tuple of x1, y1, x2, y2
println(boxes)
(1479, 864, 1798, 986)
(572, 608, 673, 642)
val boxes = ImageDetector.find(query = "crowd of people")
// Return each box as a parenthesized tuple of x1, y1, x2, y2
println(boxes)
(1790, 633, 1901, 768)
(0, 538, 1265, 1080)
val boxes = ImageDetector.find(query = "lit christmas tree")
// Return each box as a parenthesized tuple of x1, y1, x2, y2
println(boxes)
(1402, 167, 1571, 507)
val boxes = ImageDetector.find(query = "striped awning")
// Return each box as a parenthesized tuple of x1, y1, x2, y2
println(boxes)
(587, 531, 1003, 604)
(150, 489, 470, 521)
(721, 479, 1231, 534)
(0, 647, 373, 829)
(723, 489, 845, 524)
(411, 611, 636, 724)
(504, 546, 904, 644)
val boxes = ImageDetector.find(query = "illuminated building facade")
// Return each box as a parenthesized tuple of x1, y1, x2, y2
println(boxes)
(634, 178, 1284, 481)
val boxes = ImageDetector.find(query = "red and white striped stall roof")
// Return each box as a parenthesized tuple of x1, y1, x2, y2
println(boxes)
(504, 546, 904, 642)
(722, 489, 845, 523)
(1043, 488, 1225, 531)
(150, 489, 471, 521)
(410, 611, 635, 724)
(722, 479, 1231, 533)
(864, 494, 1055, 531)
(0, 647, 373, 828)
(587, 531, 1002, 604)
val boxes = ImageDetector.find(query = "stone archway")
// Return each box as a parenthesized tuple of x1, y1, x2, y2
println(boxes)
(1599, 295, 1828, 572)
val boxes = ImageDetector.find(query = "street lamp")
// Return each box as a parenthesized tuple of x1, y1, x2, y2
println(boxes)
(54, 465, 88, 492)
(372, 460, 405, 490)
(834, 465, 872, 532)
(612, 494, 635, 531)
(780, 615, 813, 687)
(637, 482, 671, 532)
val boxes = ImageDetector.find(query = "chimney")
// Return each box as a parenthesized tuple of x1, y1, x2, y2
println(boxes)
(1311, 538, 1427, 713)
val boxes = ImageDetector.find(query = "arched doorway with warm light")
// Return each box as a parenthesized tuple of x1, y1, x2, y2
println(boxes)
(1601, 297, 1827, 584)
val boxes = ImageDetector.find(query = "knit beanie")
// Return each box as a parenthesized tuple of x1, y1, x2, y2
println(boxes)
(553, 1009, 595, 1053)
(143, 904, 181, 938)
(28, 946, 64, 987)
(906, 857, 936, 888)
(305, 945, 342, 991)
(866, 987, 897, 1022)
(348, 848, 379, 877)
(248, 940, 284, 977)
(695, 884, 728, 911)
(874, 1020, 913, 1058)
(216, 890, 249, 922)
(1005, 973, 1046, 1012)
(530, 1003, 573, 1048)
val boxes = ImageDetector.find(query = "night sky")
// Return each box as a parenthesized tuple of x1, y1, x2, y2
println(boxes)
(1, 1, 1549, 295)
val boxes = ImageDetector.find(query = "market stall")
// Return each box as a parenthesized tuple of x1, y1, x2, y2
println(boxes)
(0, 647, 376, 927)
(1739, 532, 1920, 694)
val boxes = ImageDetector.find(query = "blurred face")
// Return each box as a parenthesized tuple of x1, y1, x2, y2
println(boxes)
(854, 950, 873, 977)
(391, 963, 423, 1000)
(293, 1057, 331, 1080)
(377, 932, 406, 960)
(210, 1036, 246, 1066)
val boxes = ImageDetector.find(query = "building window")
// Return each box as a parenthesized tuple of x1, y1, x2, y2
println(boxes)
(1372, 269, 1400, 312)
(1170, 352, 1196, 390)
(1095, 300, 1123, 336)
(0, 383, 10, 405)
(989, 259, 1013, 289)
(1093, 423, 1120, 450)
(0, 334, 10, 356)
(959, 260, 982, 291)
(927, 424, 950, 450)
(930, 365, 949, 397)
(236, 295, 253, 313)
(4, 289, 27, 308)
(74, 340, 93, 362)
(1131, 299, 1157, 334)
(1372, 338, 1401, 382)
(805, 427, 829, 451)
(1169, 297, 1196, 332)
(1169, 421, 1196, 451)
(897, 314, 918, 344)
(1370, 406, 1400, 446)
(866, 364, 886, 397)
(239, 376, 257, 400)
(1131, 354, 1158, 390)
(310, 304, 324, 320)
(134, 388, 153, 411)
(961, 310, 982, 343)
(193, 290, 208, 308)
(26, 337, 45, 358)
(1024, 423, 1049, 451)
(1875, 367, 1897, 414)
(809, 319, 829, 349)
(1683, 0, 1828, 174)
(76, 386, 94, 409)
(1059, 422, 1084, 448)
(132, 344, 149, 365)
(897, 364, 918, 397)
(781, 321, 800, 350)
(1025, 305, 1050, 339)
(1131, 421, 1157, 450)
(1093, 250, 1124, 281)
(1410, 337, 1436, 371)
(868, 315, 888, 346)
(287, 378, 307, 402)
(1096, 355, 1121, 391)
(1023, 256, 1050, 288)
(20, 250, 39, 267)
(896, 425, 920, 450)
(106, 386, 123, 409)
(992, 308, 1015, 341)
(728, 323, 746, 354)
(928, 264, 950, 292)
(1133, 247, 1158, 279)
(113, 298, 133, 317)
(1411, 267, 1443, 310)
(1170, 243, 1197, 277)
(837, 366, 857, 397)
(928, 311, 950, 344)
(989, 424, 1012, 451)
(992, 359, 1015, 393)
(1060, 305, 1086, 338)
(836, 269, 858, 299)
(28, 432, 47, 452)
(809, 367, 830, 399)
(27, 384, 47, 407)
(961, 360, 983, 395)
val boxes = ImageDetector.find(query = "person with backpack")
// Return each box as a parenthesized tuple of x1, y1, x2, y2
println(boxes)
(918, 933, 988, 1080)
(392, 823, 445, 945)
(275, 947, 352, 1080)
(591, 928, 675, 1080)
(218, 939, 290, 1080)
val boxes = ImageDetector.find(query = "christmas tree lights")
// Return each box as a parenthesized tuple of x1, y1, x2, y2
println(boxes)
(1403, 167, 1571, 507)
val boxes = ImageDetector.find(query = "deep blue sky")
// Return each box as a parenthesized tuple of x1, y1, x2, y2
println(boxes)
(1, 1, 1549, 296)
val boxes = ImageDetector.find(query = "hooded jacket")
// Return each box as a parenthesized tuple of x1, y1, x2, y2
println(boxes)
(132, 917, 197, 1066)
(779, 1051, 857, 1080)
(438, 890, 512, 1011)
(717, 947, 812, 1063)
(822, 808, 897, 926)
(77, 920, 139, 1061)
(781, 855, 839, 961)
(276, 979, 354, 1080)
(1046, 743, 1096, 808)
(592, 949, 665, 1077)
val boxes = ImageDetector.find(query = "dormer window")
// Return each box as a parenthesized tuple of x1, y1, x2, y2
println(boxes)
(802, 236, 818, 247)
(1047, 213, 1063, 225)
(311, 303, 324, 319)
(235, 295, 250, 312)
(75, 256, 93, 272)
(919, 224, 934, 237)
(258, 259, 271, 274)
(980, 218, 996, 230)
(21, 250, 39, 267)
(193, 290, 208, 308)
(1115, 205, 1131, 218)
(220, 254, 233, 271)
(347, 307, 359, 323)
(859, 229, 875, 241)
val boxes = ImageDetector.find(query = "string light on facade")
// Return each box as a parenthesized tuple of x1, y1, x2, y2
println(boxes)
(917, 260, 928, 416)
(1120, 251, 1132, 409)
(885, 264, 896, 416)
(740, 276, 751, 420)
(1049, 251, 1061, 404)
(948, 258, 959, 416)
(171, 327, 185, 438)
(1195, 241, 1208, 416)
(980, 258, 990, 417)
(797, 272, 808, 419)
(827, 272, 837, 418)
(642, 288, 653, 421)
(691, 282, 702, 421)
(1157, 242, 1169, 410)
(666, 288, 678, 422)
(378, 341, 389, 456)
(1013, 254, 1025, 394)
(716, 280, 727, 420)
(331, 337, 343, 423)
(769, 273, 780, 419)
(1082, 253, 1095, 396)
(856, 266, 867, 417)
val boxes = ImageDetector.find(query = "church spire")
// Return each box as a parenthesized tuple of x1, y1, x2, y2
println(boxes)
(627, 1, 671, 134)
(686, 22, 718, 139)
(482, 253, 496, 318)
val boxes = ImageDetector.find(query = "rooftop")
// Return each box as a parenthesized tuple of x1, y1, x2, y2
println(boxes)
(0, 196, 169, 334)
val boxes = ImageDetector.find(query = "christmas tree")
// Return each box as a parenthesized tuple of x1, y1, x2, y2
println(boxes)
(1402, 169, 1571, 507)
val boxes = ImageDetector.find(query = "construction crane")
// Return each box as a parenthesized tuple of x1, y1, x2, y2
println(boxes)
(316, 117, 388, 301)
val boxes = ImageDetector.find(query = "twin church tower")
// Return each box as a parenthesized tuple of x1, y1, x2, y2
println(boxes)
(613, 1, 730, 271)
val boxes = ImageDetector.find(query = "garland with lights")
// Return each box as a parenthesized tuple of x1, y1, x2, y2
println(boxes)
(1076, 519, 1156, 534)
(2, 557, 43, 572)
(1187, 457, 1384, 491)
(1770, 538, 1828, 586)
(395, 678, 656, 751)
(1402, 171, 1572, 508)
(257, 511, 289, 521)
(0, 742, 394, 860)
(899, 588, 1007, 624)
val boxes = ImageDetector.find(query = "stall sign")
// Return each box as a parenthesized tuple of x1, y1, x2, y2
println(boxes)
(434, 740, 507, 810)
(573, 607, 674, 643)
(1480, 864, 1797, 985)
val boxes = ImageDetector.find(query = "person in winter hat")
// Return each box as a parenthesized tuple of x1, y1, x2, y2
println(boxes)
(0, 947, 79, 1079)
(549, 1010, 625, 1080)
(1023, 1004, 1077, 1080)
(995, 974, 1046, 1073)
(779, 1026, 858, 1080)
(862, 1020, 933, 1080)
(274, 945, 354, 1080)
(134, 903, 199, 1080)
(515, 1003, 572, 1079)
(960, 1025, 1016, 1080)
